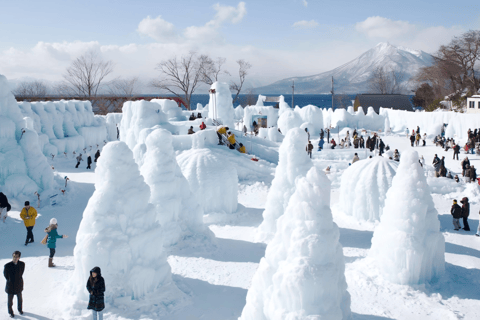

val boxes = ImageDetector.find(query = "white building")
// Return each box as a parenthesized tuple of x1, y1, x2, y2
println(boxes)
(466, 95, 480, 114)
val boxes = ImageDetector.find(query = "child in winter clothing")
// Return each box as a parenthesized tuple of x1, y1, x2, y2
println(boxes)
(87, 266, 106, 320)
(44, 218, 68, 267)
(451, 200, 462, 231)
(460, 197, 470, 231)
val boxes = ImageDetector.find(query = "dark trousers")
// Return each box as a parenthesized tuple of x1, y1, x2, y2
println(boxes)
(453, 152, 459, 160)
(463, 217, 470, 231)
(87, 163, 91, 169)
(7, 293, 22, 315)
(49, 248, 56, 258)
(307, 151, 312, 158)
(26, 226, 34, 243)
(75, 161, 80, 168)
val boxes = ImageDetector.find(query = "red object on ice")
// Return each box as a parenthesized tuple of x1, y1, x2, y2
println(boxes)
(477, 178, 480, 185)
(251, 157, 258, 162)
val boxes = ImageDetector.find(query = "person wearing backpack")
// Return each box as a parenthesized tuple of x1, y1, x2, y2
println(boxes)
(43, 218, 68, 267)
(460, 197, 470, 231)
(451, 199, 462, 231)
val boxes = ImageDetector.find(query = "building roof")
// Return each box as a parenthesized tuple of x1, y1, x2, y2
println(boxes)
(355, 94, 413, 114)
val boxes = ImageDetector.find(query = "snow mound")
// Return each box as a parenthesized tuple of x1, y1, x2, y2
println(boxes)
(177, 148, 238, 214)
(240, 167, 351, 320)
(339, 157, 398, 221)
(370, 149, 445, 285)
(256, 127, 312, 243)
(208, 82, 235, 128)
(140, 129, 214, 247)
(70, 141, 187, 313)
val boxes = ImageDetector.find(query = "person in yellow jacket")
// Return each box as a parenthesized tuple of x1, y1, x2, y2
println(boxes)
(227, 131, 236, 149)
(20, 201, 37, 246)
(238, 143, 246, 154)
(216, 126, 229, 144)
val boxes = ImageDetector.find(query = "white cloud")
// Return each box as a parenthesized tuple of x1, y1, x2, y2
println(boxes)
(302, 0, 308, 7)
(355, 16, 415, 39)
(210, 2, 247, 26)
(293, 20, 319, 29)
(137, 15, 178, 42)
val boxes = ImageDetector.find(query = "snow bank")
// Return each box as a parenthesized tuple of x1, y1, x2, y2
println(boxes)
(0, 74, 54, 203)
(370, 149, 445, 285)
(240, 167, 351, 320)
(256, 128, 312, 243)
(105, 112, 122, 141)
(177, 148, 238, 214)
(70, 141, 186, 313)
(151, 99, 186, 121)
(339, 157, 398, 221)
(208, 82, 235, 128)
(140, 129, 213, 248)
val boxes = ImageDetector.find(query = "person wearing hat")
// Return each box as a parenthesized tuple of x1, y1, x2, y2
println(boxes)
(460, 197, 470, 231)
(20, 201, 37, 246)
(238, 143, 246, 154)
(450, 199, 462, 231)
(44, 218, 68, 267)
(87, 266, 106, 320)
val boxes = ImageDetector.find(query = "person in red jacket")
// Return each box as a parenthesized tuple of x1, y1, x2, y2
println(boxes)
(330, 138, 336, 149)
(199, 122, 206, 130)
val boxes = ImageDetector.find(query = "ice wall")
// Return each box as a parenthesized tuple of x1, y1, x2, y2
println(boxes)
(243, 106, 279, 132)
(256, 128, 313, 243)
(177, 148, 238, 215)
(207, 82, 234, 128)
(0, 74, 54, 202)
(240, 167, 351, 320)
(70, 141, 186, 312)
(151, 99, 186, 121)
(339, 157, 398, 221)
(370, 149, 445, 285)
(140, 129, 213, 248)
(105, 112, 123, 141)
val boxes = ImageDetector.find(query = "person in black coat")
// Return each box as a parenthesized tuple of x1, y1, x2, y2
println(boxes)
(87, 266, 105, 320)
(94, 150, 100, 162)
(4, 251, 25, 317)
(451, 199, 463, 231)
(460, 197, 470, 231)
(0, 192, 12, 223)
(378, 139, 385, 156)
(86, 155, 92, 170)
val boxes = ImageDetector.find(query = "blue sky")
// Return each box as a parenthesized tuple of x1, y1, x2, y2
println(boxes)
(1, 0, 478, 86)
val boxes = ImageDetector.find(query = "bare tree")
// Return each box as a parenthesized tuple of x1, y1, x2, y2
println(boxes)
(151, 51, 207, 109)
(368, 67, 404, 94)
(199, 56, 230, 85)
(230, 59, 252, 104)
(60, 50, 114, 98)
(12, 80, 49, 97)
(108, 77, 141, 97)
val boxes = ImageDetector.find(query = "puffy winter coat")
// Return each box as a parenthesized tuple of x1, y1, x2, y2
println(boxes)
(461, 201, 470, 218)
(239, 145, 246, 153)
(0, 192, 11, 211)
(45, 225, 63, 249)
(451, 204, 462, 219)
(87, 267, 105, 312)
(217, 127, 227, 135)
(227, 134, 236, 145)
(4, 261, 25, 294)
(199, 122, 206, 130)
(20, 207, 37, 227)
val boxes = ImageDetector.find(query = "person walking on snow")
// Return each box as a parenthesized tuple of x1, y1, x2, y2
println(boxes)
(86, 155, 92, 169)
(379, 139, 385, 156)
(94, 150, 100, 162)
(461, 157, 470, 177)
(318, 138, 324, 151)
(87, 266, 106, 320)
(410, 134, 415, 147)
(460, 197, 470, 231)
(4, 251, 24, 318)
(20, 201, 37, 246)
(451, 199, 462, 231)
(306, 141, 314, 158)
(75, 153, 83, 168)
(0, 192, 12, 223)
(453, 144, 460, 160)
(44, 218, 68, 267)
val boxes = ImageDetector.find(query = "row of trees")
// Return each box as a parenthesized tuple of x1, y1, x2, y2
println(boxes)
(12, 51, 252, 112)
(413, 30, 480, 111)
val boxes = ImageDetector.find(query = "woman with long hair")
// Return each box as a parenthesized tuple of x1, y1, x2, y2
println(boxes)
(87, 266, 105, 320)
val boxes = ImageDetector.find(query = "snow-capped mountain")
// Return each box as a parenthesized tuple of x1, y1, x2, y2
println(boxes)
(255, 43, 434, 94)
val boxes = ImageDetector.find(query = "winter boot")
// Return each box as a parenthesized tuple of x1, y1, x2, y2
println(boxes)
(48, 258, 56, 267)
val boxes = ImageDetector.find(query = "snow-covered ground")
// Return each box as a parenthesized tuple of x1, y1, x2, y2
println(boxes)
(1, 131, 480, 320)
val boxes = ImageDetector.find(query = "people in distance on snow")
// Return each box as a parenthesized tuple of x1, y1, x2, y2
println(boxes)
(44, 218, 68, 268)
(469, 165, 477, 183)
(188, 126, 195, 135)
(189, 112, 196, 121)
(305, 128, 310, 141)
(197, 112, 202, 119)
(227, 131, 236, 149)
(75, 153, 83, 168)
(243, 125, 247, 136)
(393, 149, 400, 162)
(451, 199, 462, 231)
(306, 141, 314, 158)
(453, 143, 460, 160)
(94, 150, 100, 163)
(422, 133, 427, 146)
(461, 157, 470, 177)
(318, 138, 324, 151)
(238, 143, 246, 154)
(320, 129, 324, 140)
(460, 197, 470, 231)
(330, 138, 336, 149)
(339, 139, 345, 149)
(87, 266, 106, 320)
(199, 122, 206, 130)
(419, 155, 426, 167)
(20, 201, 37, 246)
(352, 153, 359, 164)
(4, 251, 24, 318)
(410, 134, 415, 147)
(216, 126, 229, 145)
(378, 139, 385, 156)
(438, 157, 447, 177)
(455, 175, 460, 183)
(0, 192, 12, 223)
(86, 155, 92, 170)
(432, 154, 441, 176)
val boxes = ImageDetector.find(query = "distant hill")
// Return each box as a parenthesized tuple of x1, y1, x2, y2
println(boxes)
(255, 43, 434, 94)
